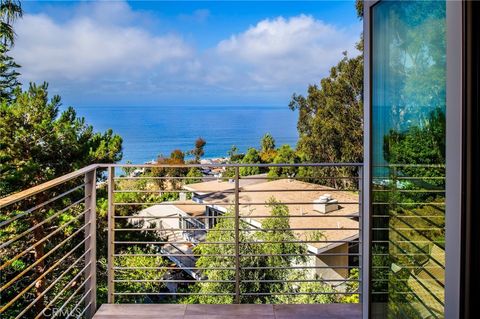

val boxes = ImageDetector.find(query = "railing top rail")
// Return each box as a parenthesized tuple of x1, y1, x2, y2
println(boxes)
(0, 162, 364, 209)
(99, 163, 364, 169)
(0, 164, 99, 209)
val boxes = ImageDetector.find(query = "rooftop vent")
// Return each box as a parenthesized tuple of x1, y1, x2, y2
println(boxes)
(313, 194, 339, 214)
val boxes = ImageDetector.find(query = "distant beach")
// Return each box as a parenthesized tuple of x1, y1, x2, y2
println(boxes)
(72, 105, 299, 164)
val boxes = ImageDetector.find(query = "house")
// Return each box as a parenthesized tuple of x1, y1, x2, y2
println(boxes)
(128, 202, 207, 280)
(128, 176, 360, 288)
(182, 177, 360, 286)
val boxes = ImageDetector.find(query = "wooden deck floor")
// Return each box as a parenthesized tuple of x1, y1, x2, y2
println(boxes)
(93, 304, 362, 319)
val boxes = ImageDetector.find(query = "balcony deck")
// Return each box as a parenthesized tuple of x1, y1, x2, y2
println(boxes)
(93, 304, 362, 319)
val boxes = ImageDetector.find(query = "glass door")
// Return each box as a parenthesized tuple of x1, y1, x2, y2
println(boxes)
(369, 1, 446, 318)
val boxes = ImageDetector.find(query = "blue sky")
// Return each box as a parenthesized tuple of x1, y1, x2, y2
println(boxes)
(14, 1, 361, 107)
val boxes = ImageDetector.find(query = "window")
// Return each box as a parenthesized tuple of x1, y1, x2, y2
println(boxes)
(206, 206, 225, 229)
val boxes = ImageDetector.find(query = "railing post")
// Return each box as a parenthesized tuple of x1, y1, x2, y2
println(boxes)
(107, 166, 115, 303)
(357, 165, 364, 308)
(84, 169, 97, 318)
(361, 161, 370, 319)
(234, 166, 240, 304)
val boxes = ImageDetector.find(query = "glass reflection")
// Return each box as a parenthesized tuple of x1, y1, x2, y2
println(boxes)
(371, 1, 446, 318)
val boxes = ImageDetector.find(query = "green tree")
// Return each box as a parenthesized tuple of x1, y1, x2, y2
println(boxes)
(278, 278, 337, 304)
(0, 45, 19, 101)
(260, 133, 275, 153)
(227, 145, 238, 158)
(227, 145, 244, 165)
(268, 144, 300, 178)
(341, 268, 360, 303)
(0, 83, 123, 196)
(239, 147, 261, 176)
(110, 246, 169, 303)
(289, 52, 363, 188)
(122, 160, 135, 176)
(0, 83, 123, 317)
(186, 167, 203, 184)
(189, 199, 313, 304)
(355, 0, 363, 19)
(259, 133, 277, 164)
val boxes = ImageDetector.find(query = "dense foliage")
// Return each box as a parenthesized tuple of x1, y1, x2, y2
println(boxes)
(268, 144, 300, 178)
(260, 133, 275, 154)
(0, 84, 123, 196)
(187, 199, 345, 304)
(288, 52, 363, 188)
(384, 108, 445, 186)
(239, 148, 261, 176)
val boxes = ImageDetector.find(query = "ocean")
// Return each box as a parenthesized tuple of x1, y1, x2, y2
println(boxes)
(73, 105, 299, 164)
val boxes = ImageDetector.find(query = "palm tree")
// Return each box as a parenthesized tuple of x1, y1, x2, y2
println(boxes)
(0, 0, 22, 47)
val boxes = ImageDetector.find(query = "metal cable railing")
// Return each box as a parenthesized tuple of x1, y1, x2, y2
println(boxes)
(0, 162, 363, 318)
(106, 163, 363, 305)
(0, 165, 98, 319)
(370, 164, 446, 319)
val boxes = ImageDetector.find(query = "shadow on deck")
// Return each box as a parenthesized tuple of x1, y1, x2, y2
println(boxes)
(93, 304, 362, 319)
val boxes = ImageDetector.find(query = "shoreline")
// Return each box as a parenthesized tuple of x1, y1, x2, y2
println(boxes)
(140, 156, 230, 165)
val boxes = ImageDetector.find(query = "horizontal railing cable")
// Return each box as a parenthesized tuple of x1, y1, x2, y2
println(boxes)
(14, 249, 90, 319)
(37, 262, 92, 319)
(0, 236, 90, 314)
(0, 184, 86, 228)
(0, 201, 87, 252)
(0, 223, 89, 294)
(1, 208, 87, 270)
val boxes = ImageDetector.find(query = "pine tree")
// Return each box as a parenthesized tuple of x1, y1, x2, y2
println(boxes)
(0, 44, 20, 101)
